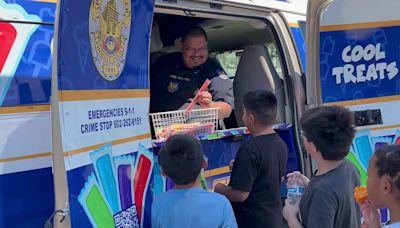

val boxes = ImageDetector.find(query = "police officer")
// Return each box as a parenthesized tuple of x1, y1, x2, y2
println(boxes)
(150, 26, 234, 119)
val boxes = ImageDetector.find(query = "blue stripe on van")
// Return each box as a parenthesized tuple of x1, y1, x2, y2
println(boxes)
(290, 27, 306, 73)
(0, 167, 54, 227)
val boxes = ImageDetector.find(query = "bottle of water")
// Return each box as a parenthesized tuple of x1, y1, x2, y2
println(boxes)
(287, 175, 305, 205)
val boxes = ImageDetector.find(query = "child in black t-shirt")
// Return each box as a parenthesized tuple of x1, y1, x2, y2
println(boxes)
(215, 90, 288, 228)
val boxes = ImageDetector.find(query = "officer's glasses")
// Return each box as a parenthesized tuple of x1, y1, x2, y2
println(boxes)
(184, 46, 208, 55)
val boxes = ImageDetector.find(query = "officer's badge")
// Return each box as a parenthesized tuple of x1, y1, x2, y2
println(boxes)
(89, 0, 131, 81)
(167, 82, 179, 93)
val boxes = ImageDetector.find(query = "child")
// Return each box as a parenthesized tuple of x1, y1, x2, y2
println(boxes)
(283, 105, 361, 228)
(359, 144, 400, 228)
(152, 134, 237, 228)
(214, 90, 288, 228)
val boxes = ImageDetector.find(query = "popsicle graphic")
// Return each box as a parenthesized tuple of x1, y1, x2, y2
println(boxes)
(354, 131, 373, 170)
(371, 135, 393, 150)
(114, 155, 136, 210)
(347, 152, 367, 185)
(394, 130, 400, 144)
(78, 174, 115, 228)
(90, 144, 121, 214)
(80, 143, 154, 227)
(134, 144, 153, 226)
(200, 169, 209, 190)
(0, 22, 16, 72)
(153, 156, 166, 196)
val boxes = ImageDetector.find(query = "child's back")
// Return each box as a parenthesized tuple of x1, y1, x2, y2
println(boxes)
(215, 90, 288, 228)
(230, 133, 288, 227)
(152, 188, 236, 228)
(152, 134, 237, 228)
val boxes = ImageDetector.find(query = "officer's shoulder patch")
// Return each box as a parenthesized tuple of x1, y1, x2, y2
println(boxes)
(219, 74, 229, 80)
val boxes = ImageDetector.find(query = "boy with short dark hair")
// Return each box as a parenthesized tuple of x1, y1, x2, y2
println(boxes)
(152, 134, 237, 228)
(215, 90, 288, 228)
(283, 106, 361, 228)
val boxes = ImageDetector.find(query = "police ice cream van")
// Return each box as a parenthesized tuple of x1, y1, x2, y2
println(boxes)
(0, 0, 399, 227)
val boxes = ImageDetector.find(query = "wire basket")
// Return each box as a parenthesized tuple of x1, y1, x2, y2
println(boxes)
(149, 108, 219, 142)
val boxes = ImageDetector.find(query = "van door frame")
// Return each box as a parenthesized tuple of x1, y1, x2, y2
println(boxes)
(268, 12, 308, 175)
(305, 0, 333, 108)
(302, 0, 334, 175)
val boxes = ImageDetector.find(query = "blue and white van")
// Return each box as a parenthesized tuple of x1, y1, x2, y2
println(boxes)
(0, 0, 399, 227)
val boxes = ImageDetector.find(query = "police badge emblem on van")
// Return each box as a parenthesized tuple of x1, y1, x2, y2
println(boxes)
(89, 0, 131, 81)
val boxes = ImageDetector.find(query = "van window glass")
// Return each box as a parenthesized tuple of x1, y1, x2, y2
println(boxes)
(266, 42, 283, 78)
(215, 51, 242, 78)
(213, 42, 283, 79)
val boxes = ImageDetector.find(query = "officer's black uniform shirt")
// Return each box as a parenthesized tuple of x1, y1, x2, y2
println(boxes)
(150, 52, 234, 113)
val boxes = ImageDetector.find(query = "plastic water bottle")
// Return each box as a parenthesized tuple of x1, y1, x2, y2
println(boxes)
(287, 175, 305, 205)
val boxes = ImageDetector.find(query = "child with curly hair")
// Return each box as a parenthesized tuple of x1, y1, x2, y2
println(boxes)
(360, 144, 400, 228)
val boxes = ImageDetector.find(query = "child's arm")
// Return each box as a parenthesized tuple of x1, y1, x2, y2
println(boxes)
(283, 199, 303, 228)
(214, 183, 249, 202)
(216, 145, 256, 201)
(287, 218, 303, 228)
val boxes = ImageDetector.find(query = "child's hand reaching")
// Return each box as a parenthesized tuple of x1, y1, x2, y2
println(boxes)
(214, 183, 225, 193)
(287, 171, 310, 187)
(359, 200, 381, 228)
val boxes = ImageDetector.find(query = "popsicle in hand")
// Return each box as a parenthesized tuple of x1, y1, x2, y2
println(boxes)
(354, 186, 368, 203)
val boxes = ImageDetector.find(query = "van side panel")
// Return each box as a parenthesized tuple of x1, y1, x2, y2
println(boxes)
(55, 0, 155, 227)
(0, 0, 54, 106)
(0, 169, 54, 227)
(0, 1, 55, 227)
(319, 0, 400, 223)
(320, 25, 400, 103)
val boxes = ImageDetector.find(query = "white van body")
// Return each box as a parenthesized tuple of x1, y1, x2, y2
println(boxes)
(9, 0, 399, 227)
(1, 0, 307, 226)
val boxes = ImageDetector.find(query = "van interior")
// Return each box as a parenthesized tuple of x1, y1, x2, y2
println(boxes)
(150, 12, 288, 129)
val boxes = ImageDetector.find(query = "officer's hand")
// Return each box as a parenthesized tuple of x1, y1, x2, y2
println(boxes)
(198, 91, 213, 108)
